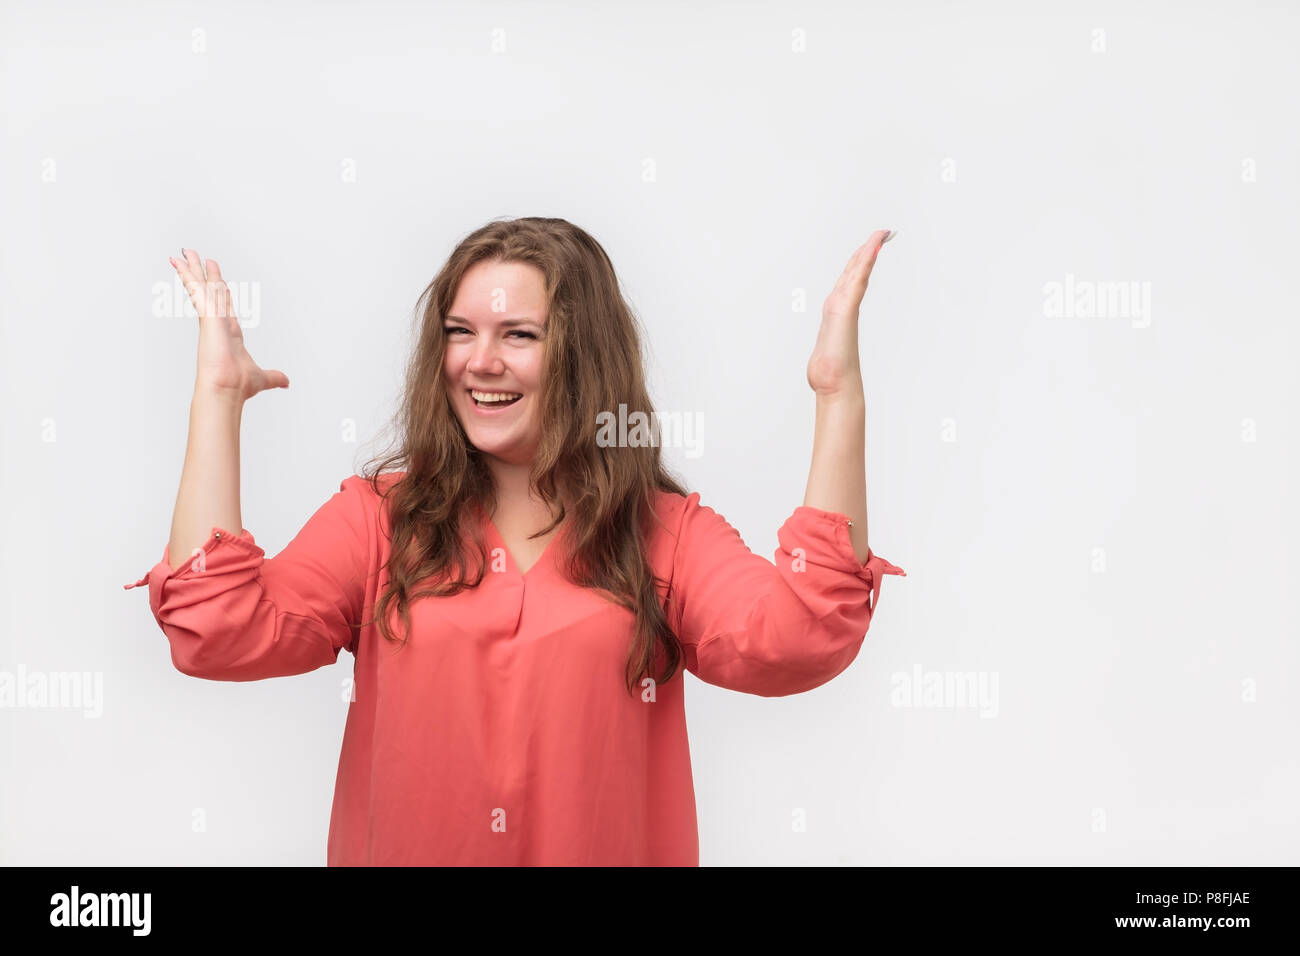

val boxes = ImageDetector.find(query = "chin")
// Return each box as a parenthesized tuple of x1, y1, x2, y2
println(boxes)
(478, 446, 528, 466)
(461, 427, 517, 456)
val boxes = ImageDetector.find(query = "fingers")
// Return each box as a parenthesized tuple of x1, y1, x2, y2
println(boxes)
(853, 228, 892, 283)
(181, 247, 206, 281)
(169, 251, 190, 280)
(829, 244, 871, 304)
(824, 229, 893, 318)
(262, 368, 290, 390)
(203, 258, 234, 319)
(169, 252, 203, 303)
(170, 248, 201, 295)
(169, 248, 235, 321)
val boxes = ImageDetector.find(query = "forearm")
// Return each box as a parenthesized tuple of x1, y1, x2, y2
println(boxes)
(803, 381, 869, 564)
(166, 386, 244, 571)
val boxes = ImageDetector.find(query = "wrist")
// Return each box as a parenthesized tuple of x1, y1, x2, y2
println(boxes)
(192, 382, 245, 409)
(812, 387, 865, 409)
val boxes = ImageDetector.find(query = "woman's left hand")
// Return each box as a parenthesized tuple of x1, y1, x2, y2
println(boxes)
(806, 229, 894, 398)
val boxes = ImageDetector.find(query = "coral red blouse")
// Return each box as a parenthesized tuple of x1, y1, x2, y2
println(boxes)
(125, 473, 905, 865)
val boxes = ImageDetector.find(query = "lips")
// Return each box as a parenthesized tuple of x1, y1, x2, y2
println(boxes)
(467, 389, 522, 409)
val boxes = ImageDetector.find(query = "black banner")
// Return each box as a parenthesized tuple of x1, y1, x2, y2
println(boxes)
(2, 866, 1285, 942)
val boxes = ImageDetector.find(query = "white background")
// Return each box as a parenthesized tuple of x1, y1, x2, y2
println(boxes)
(2, 0, 1296, 865)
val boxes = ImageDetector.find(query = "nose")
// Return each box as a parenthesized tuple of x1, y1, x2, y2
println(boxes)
(466, 336, 506, 376)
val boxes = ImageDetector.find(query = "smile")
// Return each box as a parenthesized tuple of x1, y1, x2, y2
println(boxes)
(468, 389, 522, 410)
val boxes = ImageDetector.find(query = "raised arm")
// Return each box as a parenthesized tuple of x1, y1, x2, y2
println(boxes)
(165, 248, 289, 571)
(664, 229, 905, 697)
(803, 228, 895, 564)
(122, 248, 373, 683)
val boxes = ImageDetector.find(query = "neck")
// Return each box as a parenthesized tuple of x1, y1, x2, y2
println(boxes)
(486, 455, 568, 521)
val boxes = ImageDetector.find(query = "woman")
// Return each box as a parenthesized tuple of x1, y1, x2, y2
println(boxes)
(125, 216, 906, 866)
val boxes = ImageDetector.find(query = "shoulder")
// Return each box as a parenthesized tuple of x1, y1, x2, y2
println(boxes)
(652, 488, 739, 528)
(646, 488, 721, 563)
(336, 471, 408, 532)
(340, 470, 406, 498)
(649, 486, 692, 525)
(337, 472, 405, 505)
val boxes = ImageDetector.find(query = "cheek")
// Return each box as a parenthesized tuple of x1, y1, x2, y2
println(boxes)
(524, 351, 545, 387)
(444, 350, 467, 384)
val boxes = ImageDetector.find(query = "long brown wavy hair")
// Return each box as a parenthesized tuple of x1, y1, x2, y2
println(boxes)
(360, 216, 690, 696)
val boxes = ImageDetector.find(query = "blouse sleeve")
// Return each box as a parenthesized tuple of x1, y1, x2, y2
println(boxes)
(122, 476, 375, 682)
(666, 493, 906, 697)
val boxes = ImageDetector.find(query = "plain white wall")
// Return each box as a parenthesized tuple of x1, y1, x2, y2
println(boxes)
(2, 0, 1296, 865)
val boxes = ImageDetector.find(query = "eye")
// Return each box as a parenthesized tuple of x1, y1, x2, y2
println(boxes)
(444, 325, 536, 340)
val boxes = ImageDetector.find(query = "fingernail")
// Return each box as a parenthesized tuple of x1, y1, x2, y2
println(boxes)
(881, 230, 897, 244)
(180, 247, 187, 257)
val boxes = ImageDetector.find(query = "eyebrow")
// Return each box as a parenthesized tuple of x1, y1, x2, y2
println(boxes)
(445, 316, 543, 328)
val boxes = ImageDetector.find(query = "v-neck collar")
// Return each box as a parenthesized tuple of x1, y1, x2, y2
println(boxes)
(483, 512, 563, 578)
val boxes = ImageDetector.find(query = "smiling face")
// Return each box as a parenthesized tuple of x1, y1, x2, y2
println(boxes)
(443, 258, 550, 466)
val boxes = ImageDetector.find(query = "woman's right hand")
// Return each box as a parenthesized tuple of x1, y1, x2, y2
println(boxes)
(170, 248, 289, 401)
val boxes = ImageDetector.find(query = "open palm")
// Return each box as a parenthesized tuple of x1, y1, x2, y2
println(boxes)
(170, 248, 288, 400)
(806, 229, 894, 398)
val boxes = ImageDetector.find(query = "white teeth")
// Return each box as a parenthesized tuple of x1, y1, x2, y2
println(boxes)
(470, 390, 522, 402)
